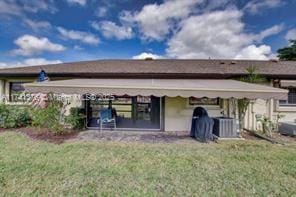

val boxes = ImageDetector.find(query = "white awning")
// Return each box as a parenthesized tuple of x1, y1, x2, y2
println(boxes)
(24, 79, 288, 100)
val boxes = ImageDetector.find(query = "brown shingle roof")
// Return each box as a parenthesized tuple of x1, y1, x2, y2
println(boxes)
(0, 59, 295, 79)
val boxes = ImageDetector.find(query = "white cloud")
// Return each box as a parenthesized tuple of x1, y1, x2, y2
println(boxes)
(91, 21, 133, 40)
(121, 0, 284, 42)
(0, 62, 8, 67)
(127, 0, 202, 41)
(285, 29, 296, 41)
(57, 27, 100, 45)
(0, 58, 62, 68)
(0, 0, 22, 16)
(23, 19, 51, 31)
(167, 10, 248, 59)
(22, 58, 62, 66)
(243, 0, 283, 15)
(201, 0, 234, 12)
(132, 52, 164, 60)
(119, 11, 135, 26)
(166, 9, 278, 60)
(0, 0, 57, 16)
(235, 45, 271, 60)
(66, 0, 87, 6)
(11, 35, 66, 56)
(254, 24, 284, 42)
(21, 0, 57, 13)
(74, 45, 83, 50)
(95, 7, 108, 17)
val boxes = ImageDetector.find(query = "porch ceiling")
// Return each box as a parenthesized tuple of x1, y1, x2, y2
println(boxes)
(24, 79, 288, 100)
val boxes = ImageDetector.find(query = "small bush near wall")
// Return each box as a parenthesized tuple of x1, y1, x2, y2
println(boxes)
(0, 100, 84, 134)
(66, 107, 85, 130)
(31, 101, 64, 134)
(0, 104, 31, 128)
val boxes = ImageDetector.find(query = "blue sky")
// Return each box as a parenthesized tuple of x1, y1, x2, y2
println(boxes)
(0, 0, 295, 67)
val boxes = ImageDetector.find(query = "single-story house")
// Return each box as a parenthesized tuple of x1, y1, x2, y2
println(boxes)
(0, 59, 295, 134)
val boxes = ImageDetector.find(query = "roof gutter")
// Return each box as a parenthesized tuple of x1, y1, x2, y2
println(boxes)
(0, 73, 295, 79)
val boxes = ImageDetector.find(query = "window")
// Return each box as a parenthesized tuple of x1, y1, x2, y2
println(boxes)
(189, 97, 219, 106)
(279, 87, 296, 106)
(136, 96, 151, 121)
(9, 82, 26, 102)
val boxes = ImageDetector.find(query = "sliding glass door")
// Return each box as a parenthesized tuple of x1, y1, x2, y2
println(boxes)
(86, 96, 161, 130)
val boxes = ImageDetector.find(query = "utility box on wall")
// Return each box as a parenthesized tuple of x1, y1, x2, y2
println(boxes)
(213, 117, 239, 138)
(278, 122, 296, 136)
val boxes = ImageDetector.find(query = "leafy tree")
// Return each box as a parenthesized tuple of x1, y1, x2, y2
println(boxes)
(277, 40, 296, 60)
(31, 99, 65, 134)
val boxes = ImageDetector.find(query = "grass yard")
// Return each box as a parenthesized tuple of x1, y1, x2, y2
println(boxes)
(0, 132, 295, 196)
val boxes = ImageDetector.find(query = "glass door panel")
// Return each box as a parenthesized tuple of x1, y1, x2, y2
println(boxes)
(112, 97, 132, 118)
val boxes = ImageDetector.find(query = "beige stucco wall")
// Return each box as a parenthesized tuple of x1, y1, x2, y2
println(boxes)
(244, 99, 269, 130)
(244, 99, 296, 130)
(276, 112, 296, 122)
(63, 95, 83, 115)
(164, 96, 223, 131)
(0, 80, 5, 102)
(242, 80, 296, 130)
(0, 78, 36, 102)
(0, 79, 8, 101)
(164, 95, 296, 132)
(274, 104, 296, 123)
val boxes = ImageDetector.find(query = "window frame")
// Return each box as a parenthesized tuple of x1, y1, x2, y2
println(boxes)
(9, 82, 27, 102)
(279, 87, 296, 107)
(188, 97, 220, 106)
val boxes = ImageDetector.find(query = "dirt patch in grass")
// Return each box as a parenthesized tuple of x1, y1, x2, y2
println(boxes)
(242, 130, 295, 144)
(241, 130, 261, 140)
(76, 130, 194, 144)
(1, 128, 294, 144)
(272, 132, 296, 143)
(0, 127, 79, 144)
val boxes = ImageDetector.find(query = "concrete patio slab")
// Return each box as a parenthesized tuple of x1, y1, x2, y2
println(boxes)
(73, 130, 197, 143)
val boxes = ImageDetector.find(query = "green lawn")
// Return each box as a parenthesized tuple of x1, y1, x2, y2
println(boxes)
(0, 132, 295, 196)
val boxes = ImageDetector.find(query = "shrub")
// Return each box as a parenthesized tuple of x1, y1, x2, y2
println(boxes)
(13, 106, 31, 127)
(66, 107, 85, 130)
(31, 101, 64, 134)
(256, 114, 275, 137)
(0, 104, 31, 128)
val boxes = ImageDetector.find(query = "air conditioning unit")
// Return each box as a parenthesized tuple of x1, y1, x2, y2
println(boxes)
(278, 122, 296, 136)
(213, 117, 239, 138)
